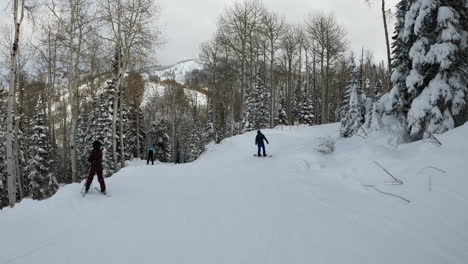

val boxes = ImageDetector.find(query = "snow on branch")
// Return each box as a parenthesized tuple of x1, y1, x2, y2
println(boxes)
(373, 161, 403, 185)
(314, 137, 336, 154)
(363, 185, 410, 203)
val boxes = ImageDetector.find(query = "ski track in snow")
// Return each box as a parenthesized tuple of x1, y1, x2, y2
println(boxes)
(1, 123, 468, 264)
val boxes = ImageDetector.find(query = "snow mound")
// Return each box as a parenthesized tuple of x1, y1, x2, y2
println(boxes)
(1, 123, 467, 264)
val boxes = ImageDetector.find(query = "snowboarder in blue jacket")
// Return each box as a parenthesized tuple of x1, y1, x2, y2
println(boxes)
(147, 146, 155, 165)
(255, 130, 269, 156)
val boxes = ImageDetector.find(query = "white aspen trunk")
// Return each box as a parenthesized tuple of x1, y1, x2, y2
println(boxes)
(136, 100, 140, 158)
(305, 49, 309, 97)
(7, 0, 25, 207)
(112, 0, 123, 172)
(240, 42, 246, 123)
(269, 41, 275, 128)
(119, 88, 125, 168)
(112, 75, 121, 171)
(381, 0, 392, 91)
(320, 49, 326, 124)
(15, 60, 23, 199)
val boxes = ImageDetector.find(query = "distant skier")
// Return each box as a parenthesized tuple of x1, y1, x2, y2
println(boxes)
(255, 130, 269, 157)
(147, 146, 155, 165)
(84, 140, 106, 194)
(175, 151, 180, 164)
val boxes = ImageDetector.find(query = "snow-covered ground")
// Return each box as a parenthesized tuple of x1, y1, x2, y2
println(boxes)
(1, 123, 468, 264)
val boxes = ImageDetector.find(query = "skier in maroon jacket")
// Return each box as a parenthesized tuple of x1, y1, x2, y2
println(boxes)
(84, 140, 106, 194)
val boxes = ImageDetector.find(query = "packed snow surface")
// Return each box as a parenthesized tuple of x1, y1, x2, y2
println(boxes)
(1, 123, 468, 264)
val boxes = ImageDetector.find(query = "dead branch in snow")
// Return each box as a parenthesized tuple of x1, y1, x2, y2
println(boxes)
(374, 161, 403, 185)
(363, 185, 410, 203)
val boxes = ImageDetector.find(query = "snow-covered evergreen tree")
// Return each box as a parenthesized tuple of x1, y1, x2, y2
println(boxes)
(82, 79, 118, 178)
(340, 54, 365, 138)
(391, 0, 468, 138)
(243, 88, 256, 131)
(407, 0, 468, 137)
(253, 75, 270, 129)
(205, 99, 215, 144)
(126, 106, 145, 159)
(76, 108, 90, 180)
(186, 110, 205, 162)
(296, 93, 314, 125)
(276, 89, 288, 126)
(339, 53, 359, 119)
(26, 96, 58, 200)
(389, 0, 415, 121)
(243, 75, 270, 131)
(149, 119, 171, 162)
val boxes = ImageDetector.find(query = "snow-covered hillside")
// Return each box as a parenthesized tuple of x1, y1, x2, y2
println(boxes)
(1, 123, 468, 264)
(141, 82, 207, 107)
(141, 59, 207, 107)
(152, 59, 203, 84)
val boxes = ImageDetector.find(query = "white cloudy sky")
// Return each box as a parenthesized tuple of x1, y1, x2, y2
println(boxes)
(0, 0, 399, 66)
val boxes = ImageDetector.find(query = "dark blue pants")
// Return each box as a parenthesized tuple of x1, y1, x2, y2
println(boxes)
(257, 144, 266, 156)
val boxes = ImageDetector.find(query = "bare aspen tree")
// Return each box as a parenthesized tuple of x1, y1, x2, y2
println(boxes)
(101, 0, 160, 170)
(261, 10, 284, 127)
(305, 12, 346, 124)
(365, 0, 392, 90)
(47, 0, 96, 182)
(218, 0, 264, 124)
(279, 24, 300, 124)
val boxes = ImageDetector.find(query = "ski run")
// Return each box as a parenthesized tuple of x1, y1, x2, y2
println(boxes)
(1, 123, 467, 264)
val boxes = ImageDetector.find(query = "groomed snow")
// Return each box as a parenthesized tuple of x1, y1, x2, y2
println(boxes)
(1, 123, 468, 264)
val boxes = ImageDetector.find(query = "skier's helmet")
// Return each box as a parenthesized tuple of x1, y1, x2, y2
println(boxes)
(93, 140, 102, 148)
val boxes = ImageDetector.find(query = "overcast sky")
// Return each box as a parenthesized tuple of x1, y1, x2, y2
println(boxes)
(1, 0, 399, 66)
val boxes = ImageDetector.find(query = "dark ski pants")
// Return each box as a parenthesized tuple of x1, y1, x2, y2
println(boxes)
(257, 144, 266, 156)
(85, 168, 106, 192)
(147, 153, 154, 165)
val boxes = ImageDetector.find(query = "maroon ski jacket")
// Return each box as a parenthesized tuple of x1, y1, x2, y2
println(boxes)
(88, 149, 103, 171)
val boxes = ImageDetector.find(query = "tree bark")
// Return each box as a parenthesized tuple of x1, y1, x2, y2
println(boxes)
(381, 0, 392, 91)
(7, 0, 25, 207)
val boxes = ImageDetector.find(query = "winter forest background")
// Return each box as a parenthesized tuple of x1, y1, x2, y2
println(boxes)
(0, 0, 467, 209)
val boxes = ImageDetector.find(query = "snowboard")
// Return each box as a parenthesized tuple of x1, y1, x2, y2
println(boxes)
(253, 154, 272, 158)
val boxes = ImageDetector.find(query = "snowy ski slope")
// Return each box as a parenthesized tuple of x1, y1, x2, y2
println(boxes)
(1, 123, 467, 264)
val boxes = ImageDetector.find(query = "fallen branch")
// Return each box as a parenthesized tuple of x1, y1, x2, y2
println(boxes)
(374, 161, 403, 185)
(416, 166, 447, 176)
(364, 184, 410, 203)
(417, 166, 447, 192)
